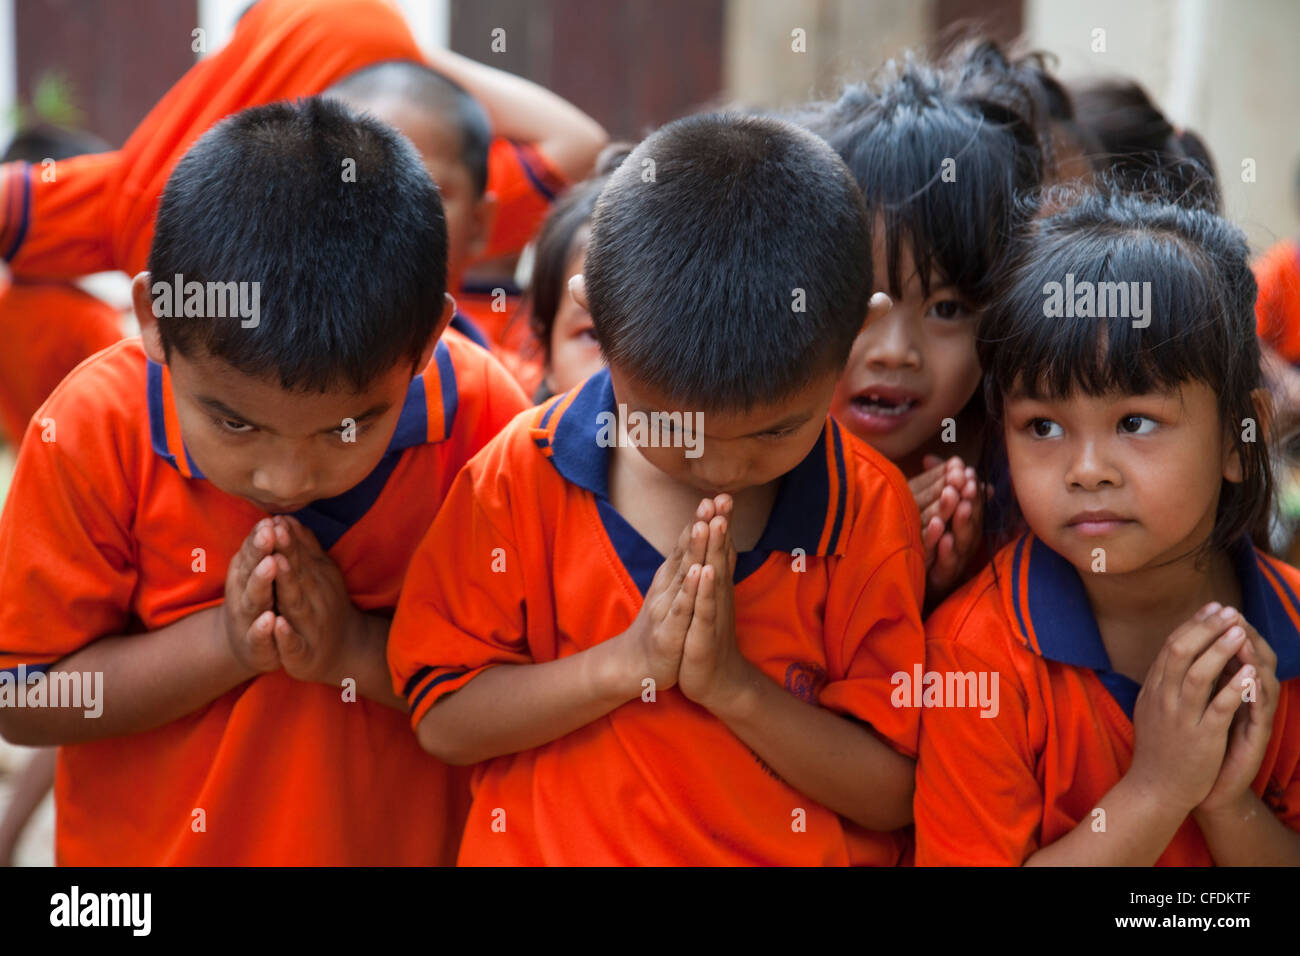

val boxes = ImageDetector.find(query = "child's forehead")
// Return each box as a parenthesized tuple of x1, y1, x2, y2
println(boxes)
(168, 346, 403, 425)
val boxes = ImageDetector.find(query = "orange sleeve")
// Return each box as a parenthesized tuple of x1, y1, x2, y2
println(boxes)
(1254, 242, 1300, 364)
(388, 448, 533, 729)
(820, 544, 926, 757)
(1, 153, 121, 280)
(0, 379, 137, 673)
(913, 632, 1041, 865)
(480, 138, 568, 261)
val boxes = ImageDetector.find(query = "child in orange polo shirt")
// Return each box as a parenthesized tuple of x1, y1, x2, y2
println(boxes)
(0, 98, 528, 865)
(915, 186, 1300, 865)
(389, 113, 926, 866)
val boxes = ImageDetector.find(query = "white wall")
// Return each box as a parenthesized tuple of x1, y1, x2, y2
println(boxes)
(1024, 0, 1300, 253)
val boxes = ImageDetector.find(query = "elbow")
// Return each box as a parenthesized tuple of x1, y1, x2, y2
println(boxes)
(854, 782, 915, 833)
(0, 710, 44, 747)
(415, 711, 477, 766)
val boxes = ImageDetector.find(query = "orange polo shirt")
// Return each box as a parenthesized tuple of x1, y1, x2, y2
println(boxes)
(389, 368, 926, 865)
(0, 332, 528, 865)
(915, 532, 1300, 865)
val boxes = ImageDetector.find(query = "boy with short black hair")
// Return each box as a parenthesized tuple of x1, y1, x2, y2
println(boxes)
(389, 112, 925, 866)
(0, 97, 528, 865)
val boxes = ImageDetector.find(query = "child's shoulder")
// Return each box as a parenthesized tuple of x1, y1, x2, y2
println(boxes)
(924, 538, 1028, 667)
(35, 336, 147, 438)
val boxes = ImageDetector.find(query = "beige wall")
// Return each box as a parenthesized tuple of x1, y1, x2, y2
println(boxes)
(1024, 0, 1300, 253)
(724, 0, 932, 107)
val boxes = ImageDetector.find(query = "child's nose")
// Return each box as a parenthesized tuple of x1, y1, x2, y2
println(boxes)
(251, 462, 316, 504)
(1065, 440, 1122, 489)
(863, 313, 921, 370)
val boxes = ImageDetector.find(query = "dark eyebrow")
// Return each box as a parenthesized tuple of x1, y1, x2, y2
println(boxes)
(198, 397, 393, 434)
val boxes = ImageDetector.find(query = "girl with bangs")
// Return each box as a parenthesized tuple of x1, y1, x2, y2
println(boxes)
(806, 42, 1045, 604)
(914, 186, 1300, 866)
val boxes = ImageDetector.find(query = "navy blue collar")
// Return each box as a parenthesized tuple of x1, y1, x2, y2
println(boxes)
(533, 368, 853, 593)
(147, 338, 460, 548)
(1007, 534, 1300, 717)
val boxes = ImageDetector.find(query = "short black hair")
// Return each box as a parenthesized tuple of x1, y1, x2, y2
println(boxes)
(148, 97, 448, 392)
(326, 60, 491, 196)
(584, 112, 871, 412)
(805, 49, 1042, 306)
(977, 184, 1271, 553)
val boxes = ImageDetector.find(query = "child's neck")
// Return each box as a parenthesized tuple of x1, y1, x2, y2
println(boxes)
(1080, 543, 1243, 684)
(608, 442, 779, 557)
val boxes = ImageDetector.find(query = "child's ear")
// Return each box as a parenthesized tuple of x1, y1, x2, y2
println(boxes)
(464, 191, 499, 263)
(132, 271, 167, 364)
(862, 291, 893, 332)
(1223, 387, 1273, 483)
(417, 294, 457, 372)
(569, 274, 589, 313)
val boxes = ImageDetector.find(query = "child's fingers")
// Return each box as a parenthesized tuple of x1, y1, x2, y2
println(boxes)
(931, 484, 960, 525)
(231, 520, 273, 585)
(706, 515, 728, 574)
(932, 533, 958, 585)
(687, 563, 717, 642)
(1157, 604, 1234, 686)
(1184, 625, 1248, 704)
(271, 516, 294, 552)
(921, 516, 944, 563)
(921, 455, 946, 471)
(695, 498, 716, 524)
(951, 499, 979, 554)
(244, 610, 279, 668)
(664, 522, 707, 604)
(272, 553, 308, 620)
(665, 564, 701, 636)
(1233, 617, 1277, 675)
(909, 464, 948, 508)
(1203, 663, 1254, 728)
(284, 515, 326, 558)
(272, 614, 307, 660)
(240, 554, 278, 620)
(712, 494, 733, 519)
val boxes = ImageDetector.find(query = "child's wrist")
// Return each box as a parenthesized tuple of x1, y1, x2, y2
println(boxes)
(210, 604, 258, 682)
(591, 632, 645, 704)
(702, 659, 762, 724)
(1116, 770, 1198, 822)
(1193, 791, 1259, 826)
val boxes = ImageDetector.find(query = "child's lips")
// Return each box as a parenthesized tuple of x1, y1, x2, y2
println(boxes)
(1066, 511, 1134, 536)
(845, 386, 922, 434)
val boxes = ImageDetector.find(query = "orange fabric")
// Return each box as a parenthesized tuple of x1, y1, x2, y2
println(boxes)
(0, 334, 529, 865)
(388, 368, 926, 865)
(1255, 239, 1300, 364)
(481, 139, 566, 261)
(0, 0, 564, 281)
(0, 278, 121, 442)
(453, 286, 544, 396)
(915, 533, 1300, 866)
